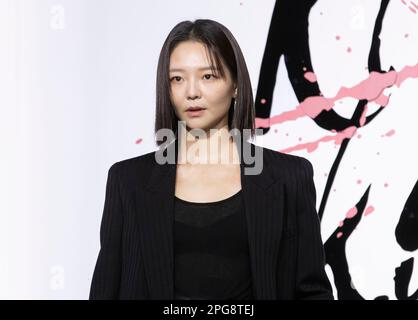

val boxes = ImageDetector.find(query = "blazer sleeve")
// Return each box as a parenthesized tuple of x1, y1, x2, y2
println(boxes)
(294, 158, 334, 300)
(89, 163, 123, 299)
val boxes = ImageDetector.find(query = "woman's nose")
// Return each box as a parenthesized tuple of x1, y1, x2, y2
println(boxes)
(186, 79, 201, 99)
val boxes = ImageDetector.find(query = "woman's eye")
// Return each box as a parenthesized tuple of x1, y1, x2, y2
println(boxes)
(203, 74, 216, 80)
(171, 76, 182, 82)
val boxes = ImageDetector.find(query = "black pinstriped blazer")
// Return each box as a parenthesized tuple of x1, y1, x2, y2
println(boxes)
(89, 139, 334, 300)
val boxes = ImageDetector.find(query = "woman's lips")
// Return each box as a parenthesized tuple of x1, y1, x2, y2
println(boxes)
(186, 108, 205, 117)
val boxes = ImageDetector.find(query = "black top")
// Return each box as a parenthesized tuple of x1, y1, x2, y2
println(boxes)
(173, 190, 254, 300)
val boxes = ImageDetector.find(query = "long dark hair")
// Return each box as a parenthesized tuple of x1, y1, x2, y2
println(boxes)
(154, 19, 255, 146)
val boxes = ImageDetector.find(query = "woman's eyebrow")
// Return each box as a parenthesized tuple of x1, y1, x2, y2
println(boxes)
(169, 66, 219, 72)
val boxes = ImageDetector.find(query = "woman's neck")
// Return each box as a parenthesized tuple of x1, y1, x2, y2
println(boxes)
(178, 125, 240, 165)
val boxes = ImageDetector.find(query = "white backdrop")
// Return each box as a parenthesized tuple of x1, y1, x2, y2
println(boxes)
(1, 0, 417, 299)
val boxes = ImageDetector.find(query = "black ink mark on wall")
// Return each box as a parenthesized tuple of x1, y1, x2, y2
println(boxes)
(254, 0, 418, 299)
(395, 179, 418, 252)
(318, 0, 391, 221)
(394, 179, 418, 299)
(255, 0, 390, 220)
(324, 185, 372, 300)
(255, 0, 318, 135)
(395, 258, 418, 300)
(324, 180, 418, 300)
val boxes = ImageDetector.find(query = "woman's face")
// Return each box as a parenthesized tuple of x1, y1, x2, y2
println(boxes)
(169, 40, 237, 133)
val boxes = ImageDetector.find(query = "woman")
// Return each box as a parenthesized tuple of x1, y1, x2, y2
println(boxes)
(89, 19, 334, 300)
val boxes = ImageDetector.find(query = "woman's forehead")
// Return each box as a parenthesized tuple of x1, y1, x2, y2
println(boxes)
(169, 41, 231, 79)
(170, 42, 215, 67)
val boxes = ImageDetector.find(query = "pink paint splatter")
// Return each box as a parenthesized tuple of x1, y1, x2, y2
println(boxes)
(384, 129, 395, 137)
(347, 47, 352, 53)
(337, 71, 397, 102)
(384, 182, 389, 188)
(255, 107, 304, 128)
(364, 206, 375, 216)
(400, 0, 418, 13)
(346, 206, 358, 219)
(405, 33, 409, 38)
(336, 35, 341, 40)
(304, 71, 317, 83)
(396, 64, 418, 87)
(295, 96, 333, 119)
(333, 188, 337, 192)
(135, 138, 143, 144)
(279, 126, 356, 154)
(357, 134, 362, 139)
(374, 93, 390, 106)
(260, 98, 267, 104)
(286, 133, 289, 136)
(256, 63, 418, 130)
(357, 179, 362, 185)
(256, 117, 270, 128)
(337, 232, 343, 239)
(274, 128, 278, 133)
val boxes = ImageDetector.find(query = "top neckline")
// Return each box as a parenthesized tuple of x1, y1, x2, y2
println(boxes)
(174, 189, 242, 206)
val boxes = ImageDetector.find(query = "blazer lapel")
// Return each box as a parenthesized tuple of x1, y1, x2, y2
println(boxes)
(137, 139, 284, 299)
(240, 145, 284, 299)
(135, 140, 177, 300)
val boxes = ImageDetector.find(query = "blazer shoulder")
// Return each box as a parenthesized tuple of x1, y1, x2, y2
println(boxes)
(106, 149, 158, 187)
(257, 144, 314, 179)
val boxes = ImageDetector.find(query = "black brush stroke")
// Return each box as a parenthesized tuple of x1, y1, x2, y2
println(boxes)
(394, 258, 418, 300)
(324, 185, 371, 300)
(395, 179, 418, 251)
